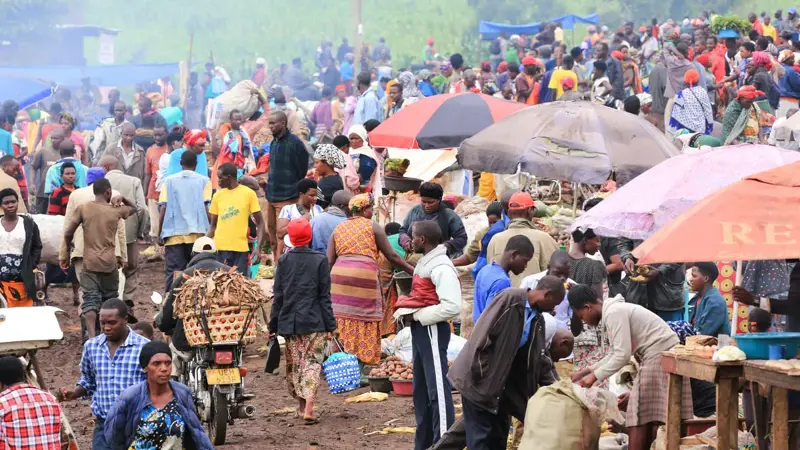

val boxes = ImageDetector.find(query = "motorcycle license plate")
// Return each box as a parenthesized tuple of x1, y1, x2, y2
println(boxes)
(206, 368, 241, 385)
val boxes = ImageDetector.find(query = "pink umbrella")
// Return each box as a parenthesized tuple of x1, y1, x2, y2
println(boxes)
(570, 145, 800, 239)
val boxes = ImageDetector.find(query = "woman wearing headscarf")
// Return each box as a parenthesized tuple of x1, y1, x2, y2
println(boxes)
(777, 49, 800, 118)
(746, 51, 776, 107)
(327, 194, 413, 368)
(270, 218, 336, 423)
(59, 112, 87, 164)
(668, 69, 714, 136)
(347, 125, 382, 195)
(166, 129, 210, 178)
(104, 341, 214, 450)
(398, 71, 421, 101)
(312, 144, 345, 208)
(722, 85, 776, 144)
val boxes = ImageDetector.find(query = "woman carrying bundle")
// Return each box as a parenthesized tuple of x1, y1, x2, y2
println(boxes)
(668, 69, 714, 137)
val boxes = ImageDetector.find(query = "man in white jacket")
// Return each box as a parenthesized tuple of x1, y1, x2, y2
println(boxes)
(394, 220, 461, 450)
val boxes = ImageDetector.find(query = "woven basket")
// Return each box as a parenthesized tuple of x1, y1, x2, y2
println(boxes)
(183, 306, 258, 346)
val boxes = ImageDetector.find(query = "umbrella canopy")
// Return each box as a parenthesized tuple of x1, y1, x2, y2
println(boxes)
(632, 161, 800, 264)
(367, 93, 526, 149)
(571, 145, 800, 239)
(458, 101, 679, 183)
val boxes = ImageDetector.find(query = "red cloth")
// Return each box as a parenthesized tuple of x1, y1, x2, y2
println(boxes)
(396, 275, 440, 309)
(752, 19, 763, 36)
(0, 384, 62, 450)
(183, 129, 207, 146)
(738, 85, 764, 100)
(611, 51, 624, 60)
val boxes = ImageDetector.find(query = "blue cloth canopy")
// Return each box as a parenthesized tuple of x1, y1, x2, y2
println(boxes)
(0, 76, 55, 109)
(0, 63, 180, 88)
(479, 14, 600, 40)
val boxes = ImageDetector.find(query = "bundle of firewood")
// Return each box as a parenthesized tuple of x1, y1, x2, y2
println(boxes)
(173, 268, 267, 319)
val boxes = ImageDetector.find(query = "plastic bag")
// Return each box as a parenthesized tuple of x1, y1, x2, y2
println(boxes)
(381, 327, 467, 363)
(713, 345, 746, 362)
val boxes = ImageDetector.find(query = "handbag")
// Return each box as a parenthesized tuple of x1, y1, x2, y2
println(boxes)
(322, 338, 360, 394)
(263, 335, 281, 374)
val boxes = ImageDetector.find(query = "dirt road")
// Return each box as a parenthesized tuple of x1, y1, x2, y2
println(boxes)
(39, 258, 419, 449)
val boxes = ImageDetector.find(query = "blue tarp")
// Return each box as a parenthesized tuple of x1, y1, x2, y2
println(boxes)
(479, 14, 600, 40)
(0, 76, 55, 109)
(0, 63, 180, 88)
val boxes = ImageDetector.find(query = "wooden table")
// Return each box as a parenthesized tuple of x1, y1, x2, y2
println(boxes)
(742, 360, 800, 450)
(661, 352, 744, 450)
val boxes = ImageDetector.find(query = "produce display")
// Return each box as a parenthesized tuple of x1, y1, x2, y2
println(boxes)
(369, 356, 414, 380)
(670, 335, 718, 358)
(629, 265, 654, 283)
(173, 268, 268, 319)
(709, 15, 752, 35)
(765, 359, 800, 374)
(384, 158, 411, 177)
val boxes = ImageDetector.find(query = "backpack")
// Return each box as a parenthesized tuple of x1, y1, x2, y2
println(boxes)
(490, 39, 501, 55)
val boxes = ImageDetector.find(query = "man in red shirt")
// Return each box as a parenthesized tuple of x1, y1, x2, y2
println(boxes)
(0, 356, 62, 450)
(144, 125, 168, 253)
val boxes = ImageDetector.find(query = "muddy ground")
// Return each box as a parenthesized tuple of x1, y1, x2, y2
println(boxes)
(38, 257, 428, 450)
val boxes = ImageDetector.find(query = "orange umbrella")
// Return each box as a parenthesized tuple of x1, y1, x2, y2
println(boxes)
(633, 161, 800, 264)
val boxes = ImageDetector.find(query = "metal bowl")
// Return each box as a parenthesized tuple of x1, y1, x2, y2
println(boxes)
(384, 176, 423, 193)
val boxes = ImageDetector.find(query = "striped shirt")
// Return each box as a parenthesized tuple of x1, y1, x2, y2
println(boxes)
(77, 329, 148, 418)
(47, 185, 74, 216)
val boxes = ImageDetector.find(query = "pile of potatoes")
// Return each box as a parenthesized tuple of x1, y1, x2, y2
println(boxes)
(369, 356, 414, 380)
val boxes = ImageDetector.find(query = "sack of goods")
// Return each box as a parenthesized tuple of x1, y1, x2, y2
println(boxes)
(519, 379, 624, 450)
(173, 268, 268, 346)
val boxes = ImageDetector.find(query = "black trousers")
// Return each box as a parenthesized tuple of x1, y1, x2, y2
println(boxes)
(164, 243, 193, 293)
(461, 397, 511, 450)
(411, 321, 454, 450)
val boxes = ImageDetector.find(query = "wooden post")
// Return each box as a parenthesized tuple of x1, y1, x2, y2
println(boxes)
(665, 373, 682, 450)
(716, 378, 738, 450)
(771, 387, 789, 450)
(353, 0, 362, 64)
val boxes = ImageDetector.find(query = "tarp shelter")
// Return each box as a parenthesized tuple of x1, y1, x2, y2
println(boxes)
(0, 76, 55, 109)
(0, 63, 180, 88)
(479, 14, 600, 40)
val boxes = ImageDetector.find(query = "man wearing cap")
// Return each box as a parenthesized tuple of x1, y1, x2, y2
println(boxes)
(157, 236, 227, 378)
(485, 192, 559, 288)
(783, 8, 798, 34)
(516, 56, 540, 104)
(398, 182, 467, 258)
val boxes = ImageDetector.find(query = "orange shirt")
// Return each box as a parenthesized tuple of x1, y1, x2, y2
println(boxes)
(145, 144, 168, 200)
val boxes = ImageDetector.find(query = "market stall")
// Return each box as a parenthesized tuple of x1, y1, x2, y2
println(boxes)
(743, 360, 800, 450)
(661, 352, 743, 450)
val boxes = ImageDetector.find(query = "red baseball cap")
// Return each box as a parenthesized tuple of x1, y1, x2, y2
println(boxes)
(508, 192, 536, 211)
(521, 56, 537, 66)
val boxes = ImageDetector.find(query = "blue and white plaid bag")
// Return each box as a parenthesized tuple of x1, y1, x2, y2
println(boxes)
(323, 339, 360, 394)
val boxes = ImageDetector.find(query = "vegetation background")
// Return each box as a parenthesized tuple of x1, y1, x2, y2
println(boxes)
(0, 0, 795, 77)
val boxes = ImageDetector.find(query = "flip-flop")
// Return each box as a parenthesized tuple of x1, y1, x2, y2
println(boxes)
(303, 417, 320, 425)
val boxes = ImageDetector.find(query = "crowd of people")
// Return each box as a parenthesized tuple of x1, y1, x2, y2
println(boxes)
(2, 8, 800, 450)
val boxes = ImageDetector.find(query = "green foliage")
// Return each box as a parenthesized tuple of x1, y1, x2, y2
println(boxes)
(709, 14, 752, 34)
(0, 0, 68, 40)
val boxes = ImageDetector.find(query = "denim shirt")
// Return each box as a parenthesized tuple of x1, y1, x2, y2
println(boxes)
(688, 286, 731, 337)
(160, 171, 210, 239)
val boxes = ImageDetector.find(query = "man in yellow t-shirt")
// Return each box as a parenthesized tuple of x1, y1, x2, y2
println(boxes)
(547, 54, 579, 100)
(208, 162, 265, 274)
(762, 15, 777, 41)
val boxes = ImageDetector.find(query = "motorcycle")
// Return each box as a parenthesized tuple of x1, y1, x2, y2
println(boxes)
(152, 293, 256, 445)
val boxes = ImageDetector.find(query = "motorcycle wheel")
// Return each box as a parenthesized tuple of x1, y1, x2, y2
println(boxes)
(208, 389, 229, 445)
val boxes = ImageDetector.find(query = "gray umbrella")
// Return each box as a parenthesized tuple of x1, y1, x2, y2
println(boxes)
(458, 101, 680, 184)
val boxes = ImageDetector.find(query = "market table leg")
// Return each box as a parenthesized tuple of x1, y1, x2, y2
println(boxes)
(750, 382, 768, 450)
(771, 387, 789, 450)
(666, 373, 682, 450)
(716, 378, 738, 450)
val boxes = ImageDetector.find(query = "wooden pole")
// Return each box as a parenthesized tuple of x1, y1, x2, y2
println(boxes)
(180, 32, 194, 109)
(353, 0, 362, 67)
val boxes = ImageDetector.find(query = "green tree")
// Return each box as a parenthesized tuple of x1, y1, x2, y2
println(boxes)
(0, 0, 68, 41)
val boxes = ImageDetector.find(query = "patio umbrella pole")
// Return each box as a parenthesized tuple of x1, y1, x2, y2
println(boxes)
(732, 261, 743, 335)
(572, 183, 580, 215)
